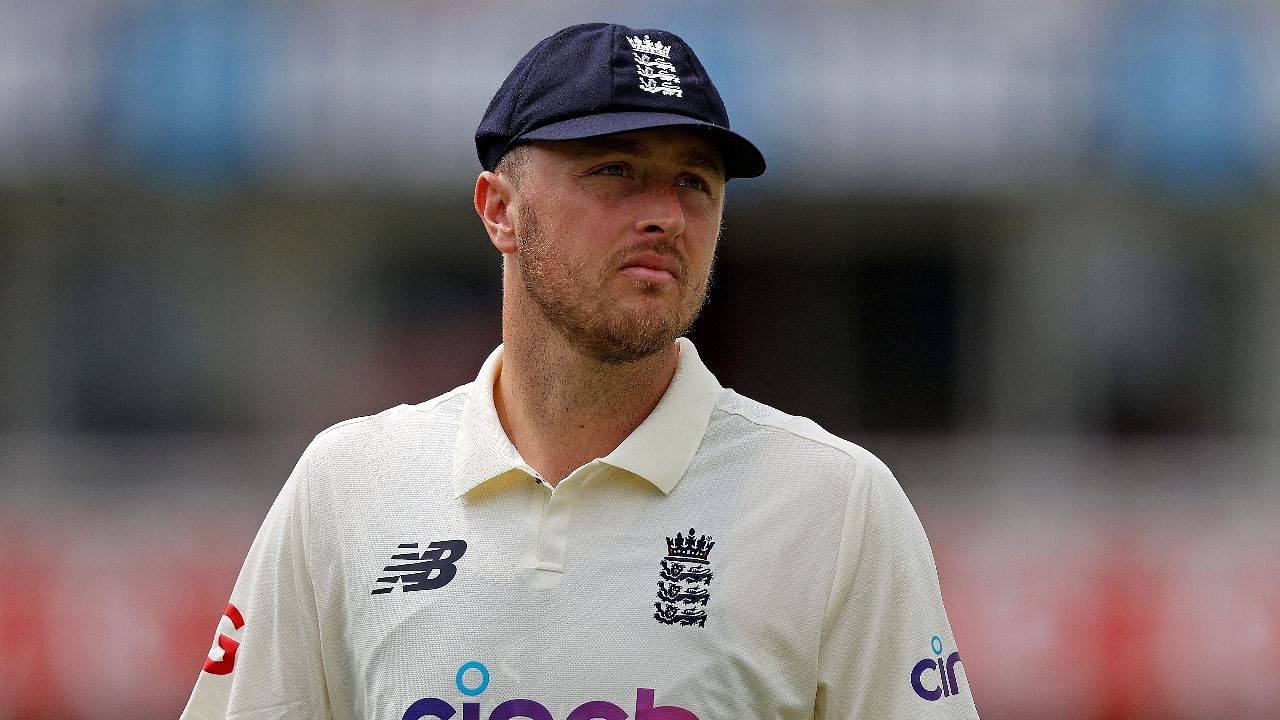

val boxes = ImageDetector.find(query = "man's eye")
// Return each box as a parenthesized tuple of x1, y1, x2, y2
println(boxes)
(596, 163, 627, 177)
(677, 175, 711, 192)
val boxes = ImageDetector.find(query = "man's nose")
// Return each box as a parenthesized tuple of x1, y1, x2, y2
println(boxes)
(633, 184, 686, 239)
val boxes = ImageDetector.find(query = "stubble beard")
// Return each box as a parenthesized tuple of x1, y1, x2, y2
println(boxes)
(514, 205, 713, 365)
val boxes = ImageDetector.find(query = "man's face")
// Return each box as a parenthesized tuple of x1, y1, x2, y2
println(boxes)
(507, 127, 725, 364)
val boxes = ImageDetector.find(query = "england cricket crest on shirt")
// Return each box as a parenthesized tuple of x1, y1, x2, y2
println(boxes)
(654, 528, 713, 627)
(627, 34, 683, 97)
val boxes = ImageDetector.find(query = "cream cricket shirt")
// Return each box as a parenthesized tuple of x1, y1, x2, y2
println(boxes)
(182, 339, 979, 720)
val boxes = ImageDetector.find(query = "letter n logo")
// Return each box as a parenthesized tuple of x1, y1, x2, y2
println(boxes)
(372, 540, 468, 594)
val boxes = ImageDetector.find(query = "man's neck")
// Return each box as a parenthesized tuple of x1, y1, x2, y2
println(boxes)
(494, 329, 679, 487)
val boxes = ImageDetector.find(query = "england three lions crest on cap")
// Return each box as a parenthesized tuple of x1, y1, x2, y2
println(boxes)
(654, 528, 713, 627)
(627, 35, 682, 97)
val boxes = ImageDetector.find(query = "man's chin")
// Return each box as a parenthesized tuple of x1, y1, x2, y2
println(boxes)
(570, 316, 681, 365)
(581, 344, 671, 366)
(528, 284, 699, 364)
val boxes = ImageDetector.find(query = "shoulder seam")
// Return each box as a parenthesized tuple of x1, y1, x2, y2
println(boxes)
(818, 451, 868, 645)
(711, 398, 867, 469)
(409, 383, 471, 416)
(310, 383, 471, 442)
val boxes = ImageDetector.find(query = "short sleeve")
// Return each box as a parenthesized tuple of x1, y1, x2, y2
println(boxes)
(815, 455, 980, 719)
(180, 451, 331, 720)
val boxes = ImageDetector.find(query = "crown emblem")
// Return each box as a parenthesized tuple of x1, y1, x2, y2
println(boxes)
(655, 527, 715, 627)
(666, 528, 714, 561)
(626, 34, 682, 97)
(626, 34, 673, 59)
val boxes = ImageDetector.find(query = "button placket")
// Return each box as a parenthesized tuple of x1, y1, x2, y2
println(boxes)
(531, 462, 600, 573)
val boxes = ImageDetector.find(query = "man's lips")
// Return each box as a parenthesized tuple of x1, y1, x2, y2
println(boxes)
(618, 253, 681, 282)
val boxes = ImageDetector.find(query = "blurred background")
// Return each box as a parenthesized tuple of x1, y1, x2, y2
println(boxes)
(1, 0, 1278, 717)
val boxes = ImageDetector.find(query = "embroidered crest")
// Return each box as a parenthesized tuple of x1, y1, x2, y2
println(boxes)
(654, 528, 713, 627)
(626, 34, 683, 97)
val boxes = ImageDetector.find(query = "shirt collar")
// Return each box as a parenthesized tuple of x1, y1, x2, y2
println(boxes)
(452, 337, 721, 498)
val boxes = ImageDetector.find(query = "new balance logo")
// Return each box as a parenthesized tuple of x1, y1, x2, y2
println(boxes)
(371, 540, 468, 595)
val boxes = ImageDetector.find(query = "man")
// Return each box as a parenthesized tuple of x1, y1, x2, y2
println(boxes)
(183, 23, 979, 720)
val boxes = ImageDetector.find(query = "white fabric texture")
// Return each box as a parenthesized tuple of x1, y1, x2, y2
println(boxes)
(182, 338, 979, 719)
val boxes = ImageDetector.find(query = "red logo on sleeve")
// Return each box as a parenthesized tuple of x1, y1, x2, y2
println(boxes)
(202, 603, 245, 675)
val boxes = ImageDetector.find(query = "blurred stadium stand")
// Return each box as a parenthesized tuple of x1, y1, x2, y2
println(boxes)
(1, 1, 1278, 717)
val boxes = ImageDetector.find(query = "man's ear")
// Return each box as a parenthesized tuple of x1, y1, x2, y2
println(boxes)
(475, 171, 518, 254)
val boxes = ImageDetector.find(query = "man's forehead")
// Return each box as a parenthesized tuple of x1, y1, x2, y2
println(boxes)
(538, 128, 725, 175)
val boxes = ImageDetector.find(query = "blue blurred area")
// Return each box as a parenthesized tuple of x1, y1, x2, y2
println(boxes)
(1099, 2, 1263, 195)
(102, 0, 269, 188)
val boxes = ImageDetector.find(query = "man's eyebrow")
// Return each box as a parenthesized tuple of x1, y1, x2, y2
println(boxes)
(677, 150, 725, 177)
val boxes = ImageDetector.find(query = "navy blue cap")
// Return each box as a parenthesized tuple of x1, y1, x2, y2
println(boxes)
(476, 23, 765, 179)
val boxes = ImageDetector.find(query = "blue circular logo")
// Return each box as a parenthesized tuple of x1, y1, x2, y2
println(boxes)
(930, 636, 944, 656)
(455, 661, 490, 696)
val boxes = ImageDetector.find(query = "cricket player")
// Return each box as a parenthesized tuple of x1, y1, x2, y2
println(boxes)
(182, 22, 979, 720)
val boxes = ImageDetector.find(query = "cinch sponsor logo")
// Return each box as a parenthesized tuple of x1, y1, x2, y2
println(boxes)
(403, 661, 699, 720)
(910, 635, 964, 701)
